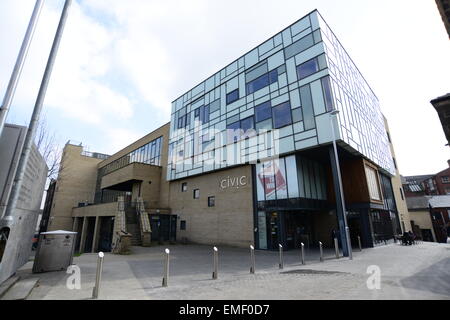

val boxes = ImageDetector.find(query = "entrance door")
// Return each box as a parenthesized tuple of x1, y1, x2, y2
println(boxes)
(284, 211, 313, 250)
(98, 217, 114, 252)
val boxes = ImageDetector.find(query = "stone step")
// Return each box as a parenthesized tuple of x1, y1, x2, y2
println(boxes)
(1, 278, 39, 300)
(0, 275, 20, 299)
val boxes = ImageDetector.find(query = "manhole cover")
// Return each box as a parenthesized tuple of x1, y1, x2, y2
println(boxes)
(280, 269, 346, 275)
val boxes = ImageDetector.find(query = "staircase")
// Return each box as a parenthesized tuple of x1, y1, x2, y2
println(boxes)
(125, 207, 142, 246)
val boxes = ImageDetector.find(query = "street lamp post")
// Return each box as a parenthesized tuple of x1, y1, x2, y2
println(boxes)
(329, 110, 352, 259)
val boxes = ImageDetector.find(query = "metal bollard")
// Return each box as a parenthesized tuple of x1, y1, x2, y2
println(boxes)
(278, 244, 284, 269)
(300, 242, 305, 265)
(345, 227, 353, 260)
(250, 245, 255, 274)
(92, 251, 104, 299)
(358, 235, 362, 252)
(212, 246, 218, 280)
(334, 237, 339, 259)
(162, 248, 170, 287)
(319, 241, 323, 262)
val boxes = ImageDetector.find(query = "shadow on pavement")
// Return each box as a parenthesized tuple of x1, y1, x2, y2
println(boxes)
(400, 257, 450, 297)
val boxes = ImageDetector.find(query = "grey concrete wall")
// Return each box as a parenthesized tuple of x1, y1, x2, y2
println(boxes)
(0, 124, 48, 284)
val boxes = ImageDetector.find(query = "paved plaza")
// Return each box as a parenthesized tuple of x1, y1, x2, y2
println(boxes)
(9, 241, 450, 300)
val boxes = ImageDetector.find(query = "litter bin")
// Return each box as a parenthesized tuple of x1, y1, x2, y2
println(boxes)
(32, 230, 77, 273)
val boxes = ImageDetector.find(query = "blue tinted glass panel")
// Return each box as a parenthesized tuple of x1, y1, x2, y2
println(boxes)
(272, 101, 292, 129)
(321, 76, 334, 112)
(296, 58, 319, 80)
(246, 73, 269, 94)
(299, 85, 315, 130)
(204, 105, 210, 123)
(241, 116, 254, 132)
(255, 101, 272, 122)
(226, 89, 239, 105)
(226, 121, 240, 143)
(269, 69, 278, 84)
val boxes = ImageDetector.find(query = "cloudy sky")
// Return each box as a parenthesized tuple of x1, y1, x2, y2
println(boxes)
(0, 0, 449, 175)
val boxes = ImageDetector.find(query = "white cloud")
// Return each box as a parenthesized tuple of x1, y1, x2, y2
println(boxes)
(1, 0, 449, 174)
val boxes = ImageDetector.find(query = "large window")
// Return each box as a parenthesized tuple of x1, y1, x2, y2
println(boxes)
(226, 89, 239, 105)
(99, 136, 163, 176)
(272, 101, 292, 129)
(226, 116, 256, 143)
(321, 76, 334, 112)
(297, 58, 319, 80)
(246, 69, 278, 95)
(256, 155, 327, 202)
(193, 105, 210, 125)
(365, 165, 381, 201)
(255, 101, 272, 123)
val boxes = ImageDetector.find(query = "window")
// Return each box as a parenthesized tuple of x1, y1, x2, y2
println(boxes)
(193, 189, 200, 199)
(180, 220, 186, 230)
(299, 84, 315, 130)
(240, 116, 255, 135)
(226, 121, 241, 144)
(365, 166, 381, 201)
(246, 69, 278, 94)
(181, 182, 187, 192)
(445, 188, 450, 195)
(441, 176, 449, 183)
(226, 117, 256, 143)
(255, 101, 272, 123)
(272, 101, 292, 129)
(321, 77, 334, 112)
(400, 187, 405, 200)
(226, 89, 239, 105)
(208, 196, 215, 207)
(177, 114, 190, 129)
(297, 57, 319, 80)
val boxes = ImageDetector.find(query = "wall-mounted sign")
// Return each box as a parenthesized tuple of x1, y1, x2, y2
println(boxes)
(220, 175, 247, 189)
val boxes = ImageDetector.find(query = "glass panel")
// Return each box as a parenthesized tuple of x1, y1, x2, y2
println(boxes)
(256, 118, 273, 132)
(284, 33, 314, 60)
(241, 116, 254, 132)
(274, 158, 288, 199)
(246, 73, 270, 95)
(321, 76, 335, 112)
(246, 61, 268, 83)
(226, 121, 240, 144)
(257, 211, 268, 249)
(285, 155, 299, 198)
(263, 160, 276, 200)
(255, 101, 272, 123)
(292, 108, 303, 123)
(204, 105, 210, 123)
(226, 89, 239, 104)
(256, 163, 266, 201)
(269, 69, 278, 84)
(296, 57, 319, 80)
(302, 158, 311, 199)
(309, 160, 317, 199)
(272, 101, 292, 129)
(299, 84, 316, 130)
(209, 99, 221, 113)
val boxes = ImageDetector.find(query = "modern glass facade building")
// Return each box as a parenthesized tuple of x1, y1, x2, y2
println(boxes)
(46, 10, 408, 254)
(166, 10, 400, 251)
(168, 10, 394, 181)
